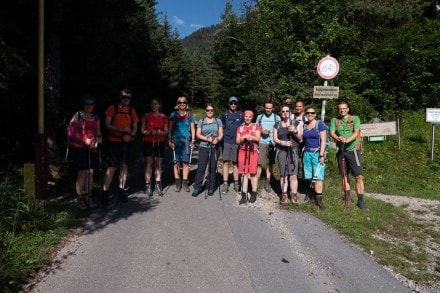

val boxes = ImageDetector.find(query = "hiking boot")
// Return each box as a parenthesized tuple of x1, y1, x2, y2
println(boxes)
(175, 179, 182, 192)
(264, 179, 271, 193)
(192, 188, 200, 197)
(208, 189, 215, 196)
(291, 193, 299, 205)
(154, 182, 163, 196)
(280, 193, 288, 205)
(239, 192, 247, 205)
(221, 184, 229, 194)
(357, 200, 369, 210)
(233, 182, 240, 192)
(118, 188, 128, 202)
(100, 190, 109, 207)
(145, 183, 152, 196)
(315, 196, 326, 210)
(182, 181, 190, 192)
(249, 191, 257, 203)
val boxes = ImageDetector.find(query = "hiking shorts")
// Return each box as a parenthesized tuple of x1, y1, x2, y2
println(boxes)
(303, 151, 325, 180)
(142, 141, 166, 158)
(238, 148, 258, 175)
(107, 141, 133, 167)
(222, 143, 239, 163)
(337, 149, 363, 177)
(258, 143, 276, 166)
(70, 147, 99, 171)
(172, 139, 190, 164)
(277, 148, 298, 176)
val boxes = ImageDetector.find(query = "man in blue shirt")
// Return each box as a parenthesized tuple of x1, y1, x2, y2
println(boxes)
(255, 101, 280, 193)
(220, 96, 243, 194)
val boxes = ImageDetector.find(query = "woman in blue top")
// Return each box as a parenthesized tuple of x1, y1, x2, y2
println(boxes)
(192, 103, 223, 197)
(168, 97, 196, 192)
(302, 107, 327, 210)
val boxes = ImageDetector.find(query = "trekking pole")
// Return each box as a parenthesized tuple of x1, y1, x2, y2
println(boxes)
(341, 154, 349, 208)
(205, 142, 213, 200)
(281, 142, 290, 206)
(240, 140, 249, 203)
(214, 145, 221, 200)
(83, 145, 92, 208)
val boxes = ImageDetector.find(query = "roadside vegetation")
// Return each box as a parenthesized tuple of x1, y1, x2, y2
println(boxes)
(281, 110, 440, 287)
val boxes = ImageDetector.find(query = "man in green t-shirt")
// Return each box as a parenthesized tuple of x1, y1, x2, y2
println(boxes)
(330, 101, 368, 210)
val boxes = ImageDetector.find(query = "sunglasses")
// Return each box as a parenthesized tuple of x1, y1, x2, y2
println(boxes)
(121, 95, 131, 99)
(229, 101, 237, 105)
(306, 112, 316, 115)
(205, 109, 214, 112)
(84, 103, 95, 106)
(178, 101, 187, 104)
(281, 110, 290, 113)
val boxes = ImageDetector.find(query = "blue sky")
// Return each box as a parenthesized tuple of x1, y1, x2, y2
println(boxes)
(155, 0, 242, 38)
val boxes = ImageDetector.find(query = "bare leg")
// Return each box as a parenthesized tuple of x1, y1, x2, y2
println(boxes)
(145, 156, 153, 183)
(103, 167, 116, 191)
(119, 164, 128, 189)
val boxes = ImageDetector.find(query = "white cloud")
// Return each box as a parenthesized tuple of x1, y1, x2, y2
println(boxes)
(173, 16, 184, 26)
(190, 24, 203, 29)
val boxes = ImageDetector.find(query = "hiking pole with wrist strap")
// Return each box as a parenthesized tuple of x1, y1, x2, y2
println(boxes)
(340, 144, 349, 208)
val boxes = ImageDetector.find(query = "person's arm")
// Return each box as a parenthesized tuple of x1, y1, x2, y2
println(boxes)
(168, 118, 174, 147)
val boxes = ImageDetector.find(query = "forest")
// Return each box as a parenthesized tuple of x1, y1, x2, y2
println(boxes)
(1, 0, 439, 170)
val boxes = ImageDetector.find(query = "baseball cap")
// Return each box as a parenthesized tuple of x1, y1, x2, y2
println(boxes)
(229, 96, 238, 103)
(82, 96, 96, 105)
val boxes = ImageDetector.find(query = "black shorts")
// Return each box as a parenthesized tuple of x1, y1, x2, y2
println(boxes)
(107, 141, 133, 167)
(142, 141, 166, 158)
(337, 149, 363, 177)
(70, 147, 99, 171)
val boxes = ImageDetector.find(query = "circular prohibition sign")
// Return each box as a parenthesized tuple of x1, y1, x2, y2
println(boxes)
(317, 56, 339, 80)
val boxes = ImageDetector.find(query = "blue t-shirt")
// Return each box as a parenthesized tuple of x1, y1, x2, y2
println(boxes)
(256, 113, 281, 144)
(170, 111, 195, 140)
(221, 110, 243, 144)
(303, 121, 326, 149)
(197, 118, 223, 148)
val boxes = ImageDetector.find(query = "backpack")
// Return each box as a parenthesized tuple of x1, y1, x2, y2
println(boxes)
(336, 115, 362, 151)
(221, 111, 243, 128)
(66, 111, 99, 159)
(199, 117, 221, 134)
(111, 103, 133, 126)
(239, 123, 257, 134)
(304, 120, 329, 152)
(170, 110, 193, 123)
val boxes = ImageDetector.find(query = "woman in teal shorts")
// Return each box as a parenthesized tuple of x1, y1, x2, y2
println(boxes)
(302, 107, 327, 210)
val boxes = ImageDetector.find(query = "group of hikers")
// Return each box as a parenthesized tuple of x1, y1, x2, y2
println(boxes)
(67, 88, 368, 211)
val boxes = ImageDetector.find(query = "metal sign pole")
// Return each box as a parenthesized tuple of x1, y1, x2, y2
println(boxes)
(432, 124, 436, 162)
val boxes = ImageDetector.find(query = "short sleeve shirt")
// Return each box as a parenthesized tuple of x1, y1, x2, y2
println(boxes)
(330, 115, 361, 151)
(170, 111, 195, 139)
(197, 118, 223, 148)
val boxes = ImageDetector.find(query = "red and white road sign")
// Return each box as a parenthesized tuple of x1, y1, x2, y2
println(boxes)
(317, 56, 339, 80)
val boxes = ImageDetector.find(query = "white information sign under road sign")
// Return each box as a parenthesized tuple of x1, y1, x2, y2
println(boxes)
(317, 56, 339, 80)
(313, 86, 339, 99)
(426, 108, 440, 124)
(360, 121, 397, 137)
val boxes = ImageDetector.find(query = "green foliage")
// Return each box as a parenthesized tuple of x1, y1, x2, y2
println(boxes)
(0, 170, 82, 292)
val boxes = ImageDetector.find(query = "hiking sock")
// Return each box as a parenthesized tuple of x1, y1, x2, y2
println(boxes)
(314, 193, 326, 210)
(239, 192, 247, 205)
(357, 194, 368, 210)
(249, 191, 257, 203)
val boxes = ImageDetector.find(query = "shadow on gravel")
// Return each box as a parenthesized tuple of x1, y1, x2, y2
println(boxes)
(80, 146, 201, 234)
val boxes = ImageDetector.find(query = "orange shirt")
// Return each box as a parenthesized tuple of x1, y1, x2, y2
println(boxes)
(105, 104, 139, 142)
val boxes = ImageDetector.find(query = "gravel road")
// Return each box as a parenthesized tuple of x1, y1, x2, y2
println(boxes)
(27, 148, 412, 293)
